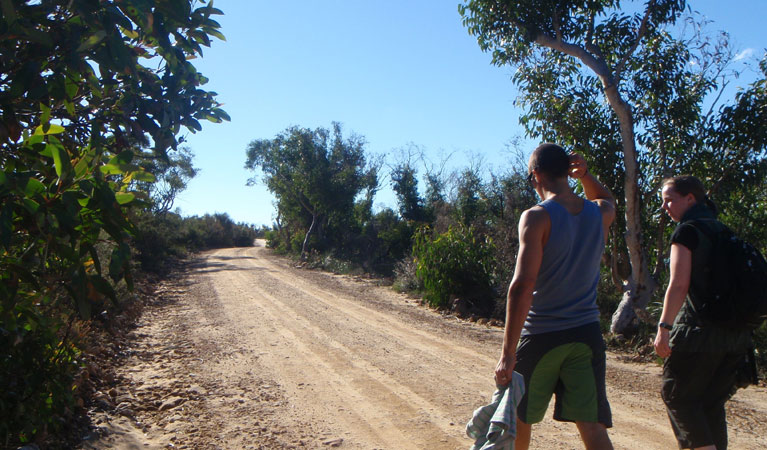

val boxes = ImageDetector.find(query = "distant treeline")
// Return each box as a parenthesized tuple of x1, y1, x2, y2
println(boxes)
(133, 211, 262, 273)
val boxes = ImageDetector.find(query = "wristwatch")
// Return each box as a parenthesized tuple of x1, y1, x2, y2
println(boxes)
(658, 322, 673, 330)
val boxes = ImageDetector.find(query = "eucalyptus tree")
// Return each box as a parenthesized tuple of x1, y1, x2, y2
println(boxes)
(703, 59, 767, 220)
(460, 0, 765, 333)
(245, 123, 377, 258)
(137, 146, 199, 215)
(390, 145, 429, 224)
(392, 162, 427, 222)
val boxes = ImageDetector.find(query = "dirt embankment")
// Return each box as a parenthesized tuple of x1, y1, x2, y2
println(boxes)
(79, 242, 767, 449)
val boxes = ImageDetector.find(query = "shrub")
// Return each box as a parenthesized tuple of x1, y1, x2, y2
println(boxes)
(393, 257, 422, 293)
(412, 225, 497, 311)
(232, 224, 257, 247)
(132, 212, 188, 273)
(0, 301, 80, 446)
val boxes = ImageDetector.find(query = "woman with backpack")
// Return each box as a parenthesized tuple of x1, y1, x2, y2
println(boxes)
(653, 175, 752, 450)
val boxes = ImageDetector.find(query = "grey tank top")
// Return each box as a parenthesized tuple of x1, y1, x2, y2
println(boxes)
(522, 198, 604, 335)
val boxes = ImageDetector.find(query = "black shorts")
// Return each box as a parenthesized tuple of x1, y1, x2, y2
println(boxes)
(515, 322, 612, 427)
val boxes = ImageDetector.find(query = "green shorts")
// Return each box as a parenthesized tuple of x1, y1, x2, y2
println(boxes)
(515, 322, 612, 427)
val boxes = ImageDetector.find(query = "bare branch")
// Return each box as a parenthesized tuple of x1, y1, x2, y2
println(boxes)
(584, 11, 603, 59)
(586, 10, 595, 45)
(703, 79, 729, 124)
(535, 32, 612, 83)
(614, 1, 654, 82)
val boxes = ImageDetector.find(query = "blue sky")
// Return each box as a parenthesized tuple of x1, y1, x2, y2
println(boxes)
(175, 1, 766, 227)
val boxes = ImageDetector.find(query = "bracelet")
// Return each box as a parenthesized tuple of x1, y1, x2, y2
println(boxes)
(658, 322, 673, 330)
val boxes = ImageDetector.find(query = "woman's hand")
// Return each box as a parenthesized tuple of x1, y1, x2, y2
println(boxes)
(654, 328, 672, 358)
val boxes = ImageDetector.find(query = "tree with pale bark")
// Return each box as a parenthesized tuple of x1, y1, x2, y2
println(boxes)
(460, 0, 767, 334)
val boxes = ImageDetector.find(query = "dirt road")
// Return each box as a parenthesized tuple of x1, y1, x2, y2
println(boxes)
(81, 242, 767, 449)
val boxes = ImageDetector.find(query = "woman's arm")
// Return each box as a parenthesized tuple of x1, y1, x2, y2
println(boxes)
(653, 242, 692, 358)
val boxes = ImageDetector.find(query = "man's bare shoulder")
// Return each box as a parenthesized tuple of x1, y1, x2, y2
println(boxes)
(521, 205, 549, 225)
(591, 198, 616, 224)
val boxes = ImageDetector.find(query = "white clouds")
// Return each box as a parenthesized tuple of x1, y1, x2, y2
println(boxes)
(734, 48, 754, 61)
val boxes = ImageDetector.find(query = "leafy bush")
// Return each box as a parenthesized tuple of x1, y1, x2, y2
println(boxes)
(132, 212, 258, 273)
(0, 0, 229, 445)
(393, 257, 422, 293)
(0, 301, 80, 446)
(132, 212, 189, 273)
(412, 225, 497, 311)
(232, 224, 257, 247)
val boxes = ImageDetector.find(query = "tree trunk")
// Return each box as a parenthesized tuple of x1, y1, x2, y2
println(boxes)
(535, 32, 660, 335)
(601, 82, 658, 334)
(301, 213, 318, 260)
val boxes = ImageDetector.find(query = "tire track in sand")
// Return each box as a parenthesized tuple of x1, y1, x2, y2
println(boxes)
(191, 245, 767, 450)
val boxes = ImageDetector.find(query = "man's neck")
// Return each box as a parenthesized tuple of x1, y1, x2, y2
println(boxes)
(539, 179, 573, 202)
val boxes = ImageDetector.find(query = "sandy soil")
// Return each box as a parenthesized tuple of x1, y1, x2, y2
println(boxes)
(78, 241, 767, 449)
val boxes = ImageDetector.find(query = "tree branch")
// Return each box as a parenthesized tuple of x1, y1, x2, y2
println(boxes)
(553, 8, 562, 42)
(535, 32, 612, 82)
(702, 79, 729, 124)
(615, 0, 655, 80)
(614, 2, 654, 82)
(584, 11, 602, 59)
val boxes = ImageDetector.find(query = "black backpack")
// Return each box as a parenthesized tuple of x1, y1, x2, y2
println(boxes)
(689, 219, 767, 330)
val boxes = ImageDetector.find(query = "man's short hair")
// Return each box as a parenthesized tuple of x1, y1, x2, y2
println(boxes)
(529, 143, 569, 179)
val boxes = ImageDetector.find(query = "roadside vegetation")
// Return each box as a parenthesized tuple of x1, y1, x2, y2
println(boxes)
(1, 1, 765, 448)
(0, 1, 253, 447)
(246, 2, 767, 378)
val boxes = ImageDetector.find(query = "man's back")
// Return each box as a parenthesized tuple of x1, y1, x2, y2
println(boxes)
(524, 198, 604, 335)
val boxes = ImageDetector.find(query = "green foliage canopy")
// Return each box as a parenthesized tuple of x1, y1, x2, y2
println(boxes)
(460, 0, 767, 333)
(1, 0, 228, 444)
(245, 122, 378, 256)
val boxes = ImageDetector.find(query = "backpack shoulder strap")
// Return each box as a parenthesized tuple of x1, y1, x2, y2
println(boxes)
(686, 217, 721, 234)
(685, 218, 732, 246)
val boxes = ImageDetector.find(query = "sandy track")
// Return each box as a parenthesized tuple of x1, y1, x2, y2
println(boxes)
(81, 243, 767, 449)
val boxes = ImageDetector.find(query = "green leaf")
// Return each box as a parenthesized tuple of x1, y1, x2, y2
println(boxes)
(65, 100, 76, 116)
(33, 124, 65, 136)
(85, 244, 102, 275)
(74, 156, 89, 177)
(49, 143, 72, 178)
(206, 29, 226, 42)
(122, 28, 139, 40)
(22, 198, 39, 214)
(40, 103, 51, 124)
(108, 151, 134, 165)
(22, 177, 45, 196)
(109, 243, 131, 281)
(25, 134, 44, 146)
(76, 31, 107, 52)
(114, 192, 135, 204)
(128, 171, 156, 182)
(74, 146, 97, 177)
(21, 27, 53, 47)
(89, 275, 117, 304)
(99, 164, 122, 175)
(65, 76, 78, 99)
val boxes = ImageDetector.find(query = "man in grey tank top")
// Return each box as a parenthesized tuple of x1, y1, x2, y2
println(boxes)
(494, 143, 616, 450)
